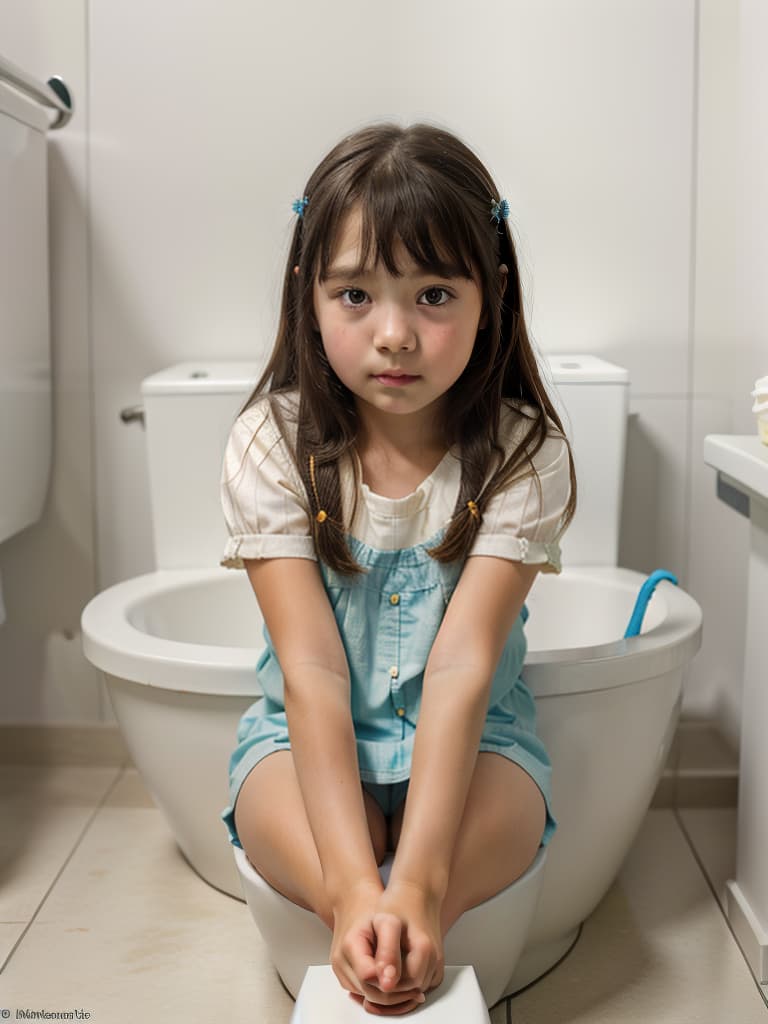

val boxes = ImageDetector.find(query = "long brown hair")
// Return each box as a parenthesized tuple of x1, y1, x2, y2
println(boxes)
(240, 121, 576, 574)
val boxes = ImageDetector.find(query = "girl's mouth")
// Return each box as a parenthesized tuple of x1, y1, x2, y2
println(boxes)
(373, 373, 421, 387)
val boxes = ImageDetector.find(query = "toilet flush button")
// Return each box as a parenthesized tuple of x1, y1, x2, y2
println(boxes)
(291, 964, 491, 1022)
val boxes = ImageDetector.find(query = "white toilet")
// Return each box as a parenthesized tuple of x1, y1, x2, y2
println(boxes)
(81, 355, 702, 1012)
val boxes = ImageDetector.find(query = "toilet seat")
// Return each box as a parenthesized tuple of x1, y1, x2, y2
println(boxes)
(233, 843, 548, 1008)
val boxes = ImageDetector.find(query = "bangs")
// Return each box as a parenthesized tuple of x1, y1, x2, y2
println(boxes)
(316, 173, 478, 283)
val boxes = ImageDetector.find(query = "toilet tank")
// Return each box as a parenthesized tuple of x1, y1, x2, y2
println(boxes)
(142, 363, 262, 569)
(0, 74, 52, 545)
(141, 355, 629, 570)
(545, 355, 629, 567)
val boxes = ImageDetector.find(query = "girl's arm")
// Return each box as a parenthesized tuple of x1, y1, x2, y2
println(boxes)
(387, 555, 540, 903)
(245, 557, 429, 1012)
(243, 557, 382, 904)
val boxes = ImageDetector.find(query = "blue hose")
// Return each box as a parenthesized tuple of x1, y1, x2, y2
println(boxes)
(624, 569, 679, 638)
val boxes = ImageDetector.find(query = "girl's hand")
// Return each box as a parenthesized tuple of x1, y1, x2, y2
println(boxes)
(330, 881, 426, 1015)
(349, 880, 445, 1013)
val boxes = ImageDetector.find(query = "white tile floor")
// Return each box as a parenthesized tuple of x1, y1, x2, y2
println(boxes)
(1, 765, 766, 1023)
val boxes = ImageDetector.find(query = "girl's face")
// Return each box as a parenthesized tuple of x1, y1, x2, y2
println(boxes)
(312, 206, 487, 435)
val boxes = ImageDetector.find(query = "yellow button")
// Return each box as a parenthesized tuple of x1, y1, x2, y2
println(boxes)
(389, 666, 399, 678)
(390, 593, 400, 605)
(396, 707, 405, 717)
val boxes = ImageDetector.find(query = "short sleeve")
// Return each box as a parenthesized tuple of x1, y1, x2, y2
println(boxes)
(469, 409, 572, 574)
(220, 396, 316, 569)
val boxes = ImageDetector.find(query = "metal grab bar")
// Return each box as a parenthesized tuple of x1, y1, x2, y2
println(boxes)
(0, 53, 73, 129)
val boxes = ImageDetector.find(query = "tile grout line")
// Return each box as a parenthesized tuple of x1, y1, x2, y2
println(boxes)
(0, 765, 127, 976)
(671, 806, 768, 1008)
(671, 805, 725, 913)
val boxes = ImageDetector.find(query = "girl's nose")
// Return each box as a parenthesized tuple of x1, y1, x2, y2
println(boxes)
(375, 306, 417, 352)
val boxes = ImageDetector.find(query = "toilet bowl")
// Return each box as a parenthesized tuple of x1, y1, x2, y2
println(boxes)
(234, 844, 548, 1009)
(82, 562, 702, 999)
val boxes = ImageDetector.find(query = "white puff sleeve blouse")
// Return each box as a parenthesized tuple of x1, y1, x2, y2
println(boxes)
(220, 396, 315, 568)
(220, 394, 572, 573)
(469, 437, 570, 572)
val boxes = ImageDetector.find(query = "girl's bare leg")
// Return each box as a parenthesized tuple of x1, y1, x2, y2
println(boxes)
(234, 750, 388, 929)
(389, 752, 546, 934)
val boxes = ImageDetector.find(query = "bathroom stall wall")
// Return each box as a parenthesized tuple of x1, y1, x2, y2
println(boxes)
(0, 1, 761, 751)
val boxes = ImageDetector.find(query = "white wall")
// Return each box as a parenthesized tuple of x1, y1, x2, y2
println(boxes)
(686, 0, 767, 746)
(0, 1, 763, 746)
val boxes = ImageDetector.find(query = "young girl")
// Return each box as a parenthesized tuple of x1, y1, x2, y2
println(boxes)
(220, 121, 576, 1015)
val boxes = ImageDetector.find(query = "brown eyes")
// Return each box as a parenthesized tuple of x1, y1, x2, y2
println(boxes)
(337, 287, 452, 308)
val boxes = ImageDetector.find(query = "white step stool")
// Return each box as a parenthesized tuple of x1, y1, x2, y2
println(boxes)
(291, 964, 492, 1023)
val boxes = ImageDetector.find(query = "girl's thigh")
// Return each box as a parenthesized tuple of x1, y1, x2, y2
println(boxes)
(389, 752, 545, 929)
(234, 750, 388, 926)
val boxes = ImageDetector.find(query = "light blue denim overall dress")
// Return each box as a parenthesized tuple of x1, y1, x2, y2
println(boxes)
(221, 528, 557, 848)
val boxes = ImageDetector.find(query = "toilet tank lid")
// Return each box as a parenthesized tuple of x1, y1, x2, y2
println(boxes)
(546, 355, 629, 384)
(140, 353, 628, 396)
(141, 362, 262, 396)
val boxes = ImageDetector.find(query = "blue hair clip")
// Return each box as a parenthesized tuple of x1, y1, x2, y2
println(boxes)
(292, 196, 309, 218)
(490, 198, 510, 224)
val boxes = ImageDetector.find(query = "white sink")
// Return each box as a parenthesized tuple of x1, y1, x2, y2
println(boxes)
(704, 433, 768, 990)
(704, 435, 768, 506)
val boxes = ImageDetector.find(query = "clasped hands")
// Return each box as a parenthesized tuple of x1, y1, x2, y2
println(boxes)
(330, 878, 445, 1015)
